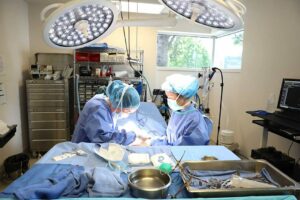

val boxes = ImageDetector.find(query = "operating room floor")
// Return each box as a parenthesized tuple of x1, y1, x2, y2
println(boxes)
(0, 158, 38, 192)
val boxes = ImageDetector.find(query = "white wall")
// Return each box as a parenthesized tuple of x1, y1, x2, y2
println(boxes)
(28, 3, 71, 63)
(234, 0, 300, 158)
(25, 0, 300, 161)
(0, 0, 30, 165)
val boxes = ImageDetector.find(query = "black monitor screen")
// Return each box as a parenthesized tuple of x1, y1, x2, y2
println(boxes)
(278, 79, 300, 111)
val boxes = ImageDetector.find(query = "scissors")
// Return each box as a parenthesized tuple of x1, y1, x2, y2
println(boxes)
(171, 151, 185, 170)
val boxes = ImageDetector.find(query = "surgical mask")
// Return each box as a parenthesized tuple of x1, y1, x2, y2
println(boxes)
(167, 98, 185, 111)
(112, 85, 130, 127)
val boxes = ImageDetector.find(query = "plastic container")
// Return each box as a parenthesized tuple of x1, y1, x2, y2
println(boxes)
(89, 53, 100, 62)
(95, 68, 101, 77)
(116, 53, 125, 63)
(108, 53, 117, 62)
(266, 93, 276, 113)
(219, 129, 234, 145)
(75, 52, 89, 62)
(100, 53, 108, 62)
(136, 81, 143, 95)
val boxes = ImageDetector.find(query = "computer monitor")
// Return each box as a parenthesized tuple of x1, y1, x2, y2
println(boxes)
(277, 79, 300, 112)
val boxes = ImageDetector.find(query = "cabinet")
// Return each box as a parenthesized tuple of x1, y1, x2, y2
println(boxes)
(26, 80, 71, 153)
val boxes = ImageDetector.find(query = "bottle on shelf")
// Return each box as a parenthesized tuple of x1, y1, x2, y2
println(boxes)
(109, 75, 113, 85)
(136, 77, 143, 95)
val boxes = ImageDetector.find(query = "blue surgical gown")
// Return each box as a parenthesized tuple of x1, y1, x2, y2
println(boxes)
(72, 94, 136, 145)
(153, 104, 212, 146)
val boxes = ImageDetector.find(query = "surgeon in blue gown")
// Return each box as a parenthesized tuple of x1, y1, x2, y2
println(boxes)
(72, 80, 141, 145)
(152, 74, 213, 146)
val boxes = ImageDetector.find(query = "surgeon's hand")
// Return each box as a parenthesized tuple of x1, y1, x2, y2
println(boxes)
(130, 137, 151, 146)
(141, 138, 152, 146)
(129, 137, 141, 146)
(135, 130, 151, 140)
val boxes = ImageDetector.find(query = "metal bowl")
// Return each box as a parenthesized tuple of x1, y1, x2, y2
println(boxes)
(128, 168, 171, 199)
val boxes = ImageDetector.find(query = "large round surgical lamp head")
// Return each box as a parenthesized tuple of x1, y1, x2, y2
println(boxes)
(41, 0, 119, 49)
(160, 0, 246, 30)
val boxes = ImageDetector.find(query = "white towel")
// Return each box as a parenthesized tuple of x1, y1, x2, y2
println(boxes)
(95, 143, 125, 162)
(128, 153, 150, 165)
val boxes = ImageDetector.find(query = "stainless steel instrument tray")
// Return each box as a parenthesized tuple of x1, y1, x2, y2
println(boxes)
(180, 160, 300, 197)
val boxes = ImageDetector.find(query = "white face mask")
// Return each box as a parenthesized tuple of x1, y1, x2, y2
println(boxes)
(167, 98, 185, 111)
(112, 85, 130, 127)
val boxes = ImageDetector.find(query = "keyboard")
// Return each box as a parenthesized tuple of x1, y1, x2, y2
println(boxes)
(273, 111, 300, 122)
(266, 115, 300, 132)
(280, 129, 300, 136)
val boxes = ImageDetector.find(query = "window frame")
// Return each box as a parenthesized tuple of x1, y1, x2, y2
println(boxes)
(156, 30, 244, 72)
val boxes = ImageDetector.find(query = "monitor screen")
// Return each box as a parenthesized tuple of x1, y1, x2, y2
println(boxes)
(277, 79, 300, 112)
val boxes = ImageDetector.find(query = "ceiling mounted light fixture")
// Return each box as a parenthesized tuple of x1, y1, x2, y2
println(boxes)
(41, 0, 177, 49)
(41, 0, 118, 49)
(159, 0, 246, 30)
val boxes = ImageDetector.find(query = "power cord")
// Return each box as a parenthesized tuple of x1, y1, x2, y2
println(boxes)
(287, 141, 294, 156)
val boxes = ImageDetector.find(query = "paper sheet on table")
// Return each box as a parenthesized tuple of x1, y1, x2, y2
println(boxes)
(95, 143, 125, 162)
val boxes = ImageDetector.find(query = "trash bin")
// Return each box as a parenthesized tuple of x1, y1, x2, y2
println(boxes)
(4, 153, 29, 179)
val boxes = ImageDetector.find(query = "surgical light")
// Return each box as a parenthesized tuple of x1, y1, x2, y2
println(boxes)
(159, 0, 246, 30)
(41, 0, 118, 49)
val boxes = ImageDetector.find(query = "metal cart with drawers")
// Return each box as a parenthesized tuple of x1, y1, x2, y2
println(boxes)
(26, 79, 71, 155)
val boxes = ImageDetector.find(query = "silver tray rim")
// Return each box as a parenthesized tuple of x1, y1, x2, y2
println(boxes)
(179, 159, 300, 197)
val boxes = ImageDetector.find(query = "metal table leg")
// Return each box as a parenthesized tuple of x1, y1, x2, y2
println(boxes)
(261, 127, 268, 147)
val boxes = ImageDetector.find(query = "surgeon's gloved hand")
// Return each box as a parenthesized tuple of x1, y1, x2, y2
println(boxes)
(130, 137, 151, 146)
(113, 129, 136, 146)
(136, 130, 151, 140)
(151, 136, 168, 146)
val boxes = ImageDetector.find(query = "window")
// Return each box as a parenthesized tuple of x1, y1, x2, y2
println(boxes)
(156, 33, 213, 69)
(156, 31, 244, 70)
(214, 31, 244, 69)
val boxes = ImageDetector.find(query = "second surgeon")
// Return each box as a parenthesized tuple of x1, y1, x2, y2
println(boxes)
(152, 74, 213, 146)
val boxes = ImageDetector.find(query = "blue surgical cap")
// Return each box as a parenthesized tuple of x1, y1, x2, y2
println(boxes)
(161, 74, 199, 98)
(106, 80, 140, 110)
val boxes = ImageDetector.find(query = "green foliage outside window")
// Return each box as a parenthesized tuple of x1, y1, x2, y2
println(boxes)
(168, 36, 211, 68)
(157, 31, 243, 69)
(233, 32, 243, 45)
(157, 34, 211, 68)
